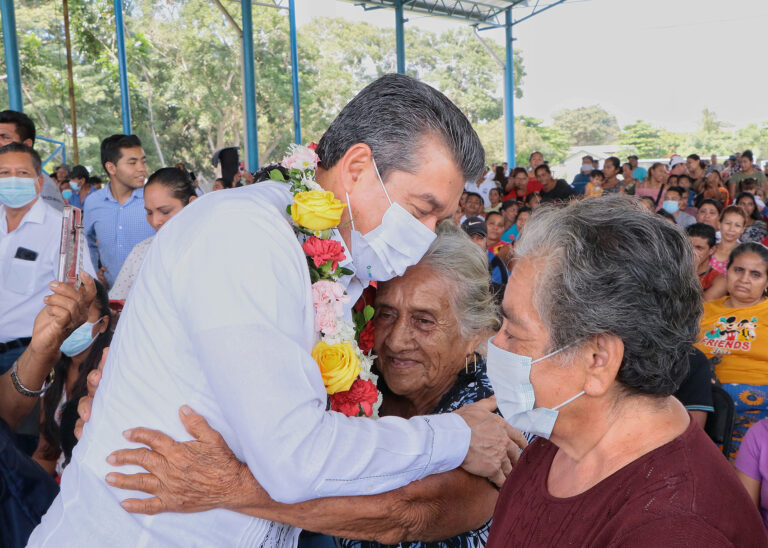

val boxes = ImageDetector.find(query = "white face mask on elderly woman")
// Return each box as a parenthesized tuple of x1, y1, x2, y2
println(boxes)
(345, 157, 437, 282)
(485, 336, 585, 439)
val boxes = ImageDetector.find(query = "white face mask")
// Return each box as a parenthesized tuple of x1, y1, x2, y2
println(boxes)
(485, 336, 584, 439)
(345, 158, 436, 282)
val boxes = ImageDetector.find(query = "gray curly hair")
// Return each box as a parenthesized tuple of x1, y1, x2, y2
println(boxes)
(417, 221, 500, 341)
(514, 195, 702, 397)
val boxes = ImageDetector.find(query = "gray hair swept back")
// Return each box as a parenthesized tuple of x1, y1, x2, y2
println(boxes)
(418, 221, 500, 341)
(515, 195, 702, 397)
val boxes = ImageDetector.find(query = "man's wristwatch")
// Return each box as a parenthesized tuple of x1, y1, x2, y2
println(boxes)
(10, 359, 55, 397)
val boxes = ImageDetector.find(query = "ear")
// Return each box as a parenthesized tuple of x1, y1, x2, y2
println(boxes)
(22, 138, 33, 147)
(336, 143, 374, 196)
(94, 315, 110, 335)
(189, 195, 197, 203)
(35, 175, 44, 194)
(579, 334, 624, 398)
(105, 161, 117, 177)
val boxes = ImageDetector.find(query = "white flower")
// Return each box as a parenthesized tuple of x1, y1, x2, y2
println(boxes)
(303, 176, 323, 191)
(323, 319, 356, 345)
(282, 144, 319, 171)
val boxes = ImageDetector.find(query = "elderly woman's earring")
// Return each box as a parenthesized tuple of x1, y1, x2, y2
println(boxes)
(465, 354, 477, 374)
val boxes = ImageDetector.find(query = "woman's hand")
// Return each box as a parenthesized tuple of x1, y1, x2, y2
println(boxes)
(105, 406, 264, 515)
(74, 347, 108, 440)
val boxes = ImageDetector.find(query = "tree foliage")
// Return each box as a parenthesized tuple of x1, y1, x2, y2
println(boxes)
(552, 105, 619, 146)
(1, 2, 525, 178)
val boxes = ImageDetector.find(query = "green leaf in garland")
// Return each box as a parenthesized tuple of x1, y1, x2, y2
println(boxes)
(363, 305, 375, 323)
(338, 266, 354, 276)
(269, 169, 285, 181)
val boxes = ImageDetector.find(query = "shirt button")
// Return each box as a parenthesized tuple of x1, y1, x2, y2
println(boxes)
(119, 226, 123, 229)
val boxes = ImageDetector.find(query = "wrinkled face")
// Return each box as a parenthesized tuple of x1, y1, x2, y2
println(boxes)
(737, 196, 756, 217)
(720, 212, 745, 243)
(486, 214, 505, 241)
(464, 195, 484, 217)
(726, 252, 768, 304)
(144, 184, 187, 231)
(696, 204, 720, 228)
(106, 146, 147, 190)
(494, 257, 583, 416)
(374, 264, 476, 402)
(689, 236, 714, 268)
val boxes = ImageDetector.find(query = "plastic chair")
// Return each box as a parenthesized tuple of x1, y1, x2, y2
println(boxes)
(704, 384, 736, 457)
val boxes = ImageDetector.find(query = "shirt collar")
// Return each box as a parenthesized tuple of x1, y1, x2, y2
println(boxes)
(104, 182, 144, 203)
(0, 197, 47, 234)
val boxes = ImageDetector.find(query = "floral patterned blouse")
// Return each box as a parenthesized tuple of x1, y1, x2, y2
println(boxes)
(338, 356, 496, 548)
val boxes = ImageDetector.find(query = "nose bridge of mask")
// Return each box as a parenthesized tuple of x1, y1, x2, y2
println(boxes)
(345, 156, 393, 233)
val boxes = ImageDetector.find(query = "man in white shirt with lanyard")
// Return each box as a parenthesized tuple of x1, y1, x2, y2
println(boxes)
(30, 75, 517, 548)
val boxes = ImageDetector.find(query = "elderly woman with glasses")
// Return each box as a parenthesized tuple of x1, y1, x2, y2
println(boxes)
(486, 196, 766, 546)
(74, 222, 525, 547)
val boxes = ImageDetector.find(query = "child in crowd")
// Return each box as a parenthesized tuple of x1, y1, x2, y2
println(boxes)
(710, 206, 746, 275)
(584, 169, 605, 197)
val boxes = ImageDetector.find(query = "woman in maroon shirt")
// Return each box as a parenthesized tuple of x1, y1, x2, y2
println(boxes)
(486, 195, 767, 547)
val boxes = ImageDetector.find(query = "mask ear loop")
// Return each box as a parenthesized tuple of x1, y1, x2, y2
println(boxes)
(371, 157, 393, 206)
(345, 192, 356, 232)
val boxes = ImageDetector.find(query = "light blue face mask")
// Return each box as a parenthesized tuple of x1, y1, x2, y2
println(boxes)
(0, 176, 38, 208)
(69, 180, 80, 191)
(62, 189, 73, 201)
(60, 319, 102, 357)
(662, 200, 679, 214)
(485, 336, 584, 439)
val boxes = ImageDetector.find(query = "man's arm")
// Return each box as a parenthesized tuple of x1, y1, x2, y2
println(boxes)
(107, 408, 500, 544)
(0, 274, 96, 426)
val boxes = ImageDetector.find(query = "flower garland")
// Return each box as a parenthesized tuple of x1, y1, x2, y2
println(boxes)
(268, 143, 382, 418)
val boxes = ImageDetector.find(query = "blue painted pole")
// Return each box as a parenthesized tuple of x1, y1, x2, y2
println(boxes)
(288, 0, 301, 144)
(241, 0, 259, 169)
(394, 0, 405, 74)
(504, 8, 516, 168)
(0, 0, 23, 112)
(113, 0, 131, 134)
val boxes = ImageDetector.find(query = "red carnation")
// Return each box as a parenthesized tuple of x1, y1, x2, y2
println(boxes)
(302, 236, 345, 270)
(308, 142, 318, 151)
(330, 379, 379, 417)
(358, 322, 375, 354)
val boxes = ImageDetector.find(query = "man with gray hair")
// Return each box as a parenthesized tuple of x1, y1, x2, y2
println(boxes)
(485, 195, 765, 545)
(30, 74, 520, 547)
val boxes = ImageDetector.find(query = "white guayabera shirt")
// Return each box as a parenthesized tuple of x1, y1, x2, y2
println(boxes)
(29, 182, 471, 548)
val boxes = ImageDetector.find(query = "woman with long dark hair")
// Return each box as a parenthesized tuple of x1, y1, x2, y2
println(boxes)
(33, 281, 112, 476)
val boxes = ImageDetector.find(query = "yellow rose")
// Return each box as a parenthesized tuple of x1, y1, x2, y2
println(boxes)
(291, 191, 346, 231)
(312, 340, 361, 394)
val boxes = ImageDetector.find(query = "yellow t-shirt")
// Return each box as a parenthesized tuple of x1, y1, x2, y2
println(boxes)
(695, 297, 768, 385)
(584, 182, 603, 197)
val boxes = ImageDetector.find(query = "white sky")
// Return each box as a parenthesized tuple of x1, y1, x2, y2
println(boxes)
(295, 0, 768, 132)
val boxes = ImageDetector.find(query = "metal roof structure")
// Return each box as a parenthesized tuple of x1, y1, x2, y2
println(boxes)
(340, 1, 529, 27)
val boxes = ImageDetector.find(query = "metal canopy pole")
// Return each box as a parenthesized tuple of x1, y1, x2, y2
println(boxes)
(288, 0, 301, 144)
(114, 0, 131, 134)
(0, 0, 23, 112)
(394, 0, 405, 74)
(241, 0, 259, 170)
(504, 8, 515, 168)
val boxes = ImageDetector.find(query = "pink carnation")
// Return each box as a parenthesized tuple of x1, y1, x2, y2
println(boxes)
(282, 146, 319, 171)
(315, 304, 338, 336)
(312, 281, 350, 316)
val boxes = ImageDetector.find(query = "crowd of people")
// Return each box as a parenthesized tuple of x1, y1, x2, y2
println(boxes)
(1, 72, 768, 547)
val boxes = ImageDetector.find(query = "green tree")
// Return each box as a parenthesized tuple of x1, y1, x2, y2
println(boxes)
(617, 121, 665, 158)
(552, 105, 619, 146)
(514, 116, 570, 167)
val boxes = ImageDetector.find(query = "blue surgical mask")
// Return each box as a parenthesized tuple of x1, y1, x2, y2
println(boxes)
(345, 157, 436, 282)
(485, 336, 584, 439)
(60, 320, 101, 357)
(0, 176, 38, 208)
(62, 189, 73, 201)
(662, 200, 679, 214)
(69, 180, 80, 191)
